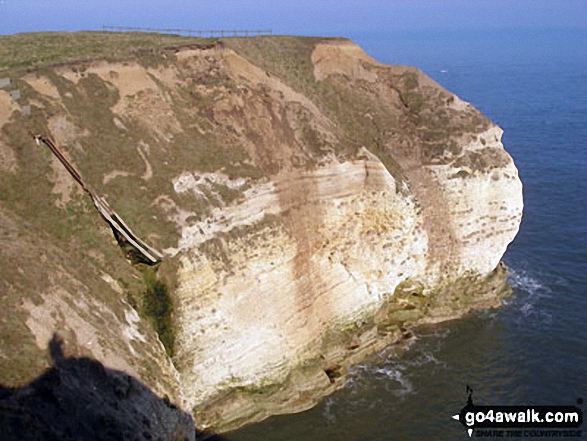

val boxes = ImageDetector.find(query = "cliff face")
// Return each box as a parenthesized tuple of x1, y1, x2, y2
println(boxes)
(0, 34, 522, 433)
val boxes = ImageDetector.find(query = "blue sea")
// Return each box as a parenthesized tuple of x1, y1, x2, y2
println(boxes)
(228, 28, 587, 440)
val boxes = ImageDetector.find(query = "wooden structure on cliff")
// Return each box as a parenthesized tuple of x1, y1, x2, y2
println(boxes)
(34, 134, 164, 264)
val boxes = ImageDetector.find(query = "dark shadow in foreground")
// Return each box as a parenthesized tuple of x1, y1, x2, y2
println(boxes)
(0, 334, 228, 441)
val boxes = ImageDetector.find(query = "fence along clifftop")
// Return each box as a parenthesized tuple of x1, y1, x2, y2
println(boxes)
(102, 26, 273, 38)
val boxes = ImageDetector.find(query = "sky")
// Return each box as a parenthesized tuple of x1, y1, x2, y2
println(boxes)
(0, 0, 586, 36)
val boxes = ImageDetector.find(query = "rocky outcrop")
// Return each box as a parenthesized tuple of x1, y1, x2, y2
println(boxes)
(0, 35, 522, 434)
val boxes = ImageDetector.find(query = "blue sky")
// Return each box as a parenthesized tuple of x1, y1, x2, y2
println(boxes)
(0, 0, 586, 36)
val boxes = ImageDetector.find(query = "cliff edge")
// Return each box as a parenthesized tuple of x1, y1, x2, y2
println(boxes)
(0, 33, 522, 434)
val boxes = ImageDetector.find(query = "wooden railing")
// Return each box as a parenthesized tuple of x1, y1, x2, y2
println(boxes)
(34, 134, 164, 264)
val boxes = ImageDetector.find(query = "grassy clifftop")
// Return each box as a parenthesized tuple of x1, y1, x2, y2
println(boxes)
(0, 31, 213, 72)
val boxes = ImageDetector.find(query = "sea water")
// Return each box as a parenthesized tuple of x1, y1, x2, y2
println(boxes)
(227, 27, 587, 440)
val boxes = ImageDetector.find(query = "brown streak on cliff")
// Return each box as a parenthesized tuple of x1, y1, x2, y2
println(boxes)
(403, 162, 458, 272)
(276, 170, 326, 329)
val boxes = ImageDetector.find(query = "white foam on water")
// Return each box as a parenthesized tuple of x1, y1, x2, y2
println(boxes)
(347, 347, 447, 400)
(383, 345, 447, 371)
(322, 397, 337, 425)
(413, 350, 446, 368)
(374, 366, 414, 396)
(508, 267, 547, 295)
(347, 363, 414, 397)
(505, 266, 553, 326)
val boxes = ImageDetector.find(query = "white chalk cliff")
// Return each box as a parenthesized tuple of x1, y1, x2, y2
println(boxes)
(166, 40, 523, 430)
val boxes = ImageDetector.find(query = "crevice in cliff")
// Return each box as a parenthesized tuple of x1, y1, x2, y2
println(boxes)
(135, 265, 176, 358)
(323, 365, 342, 384)
(110, 227, 158, 266)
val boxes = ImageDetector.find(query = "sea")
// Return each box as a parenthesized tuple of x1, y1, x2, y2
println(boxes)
(227, 27, 587, 440)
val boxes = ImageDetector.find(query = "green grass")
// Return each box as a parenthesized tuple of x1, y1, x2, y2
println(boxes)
(0, 31, 214, 73)
(223, 36, 492, 177)
(223, 36, 395, 170)
(139, 266, 175, 357)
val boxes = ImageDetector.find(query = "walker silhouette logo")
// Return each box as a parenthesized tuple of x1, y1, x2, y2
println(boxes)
(452, 386, 583, 438)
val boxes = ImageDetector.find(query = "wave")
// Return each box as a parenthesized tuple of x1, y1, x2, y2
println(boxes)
(336, 266, 555, 416)
(346, 340, 448, 399)
(507, 267, 547, 295)
(322, 397, 337, 425)
(505, 266, 553, 326)
(348, 364, 414, 397)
